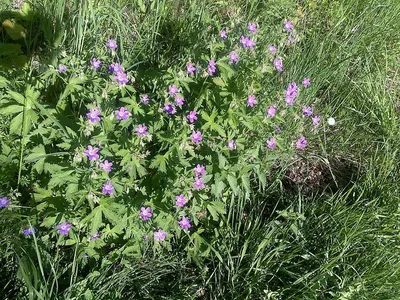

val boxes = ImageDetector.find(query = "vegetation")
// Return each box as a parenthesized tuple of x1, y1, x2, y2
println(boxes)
(1, 0, 400, 299)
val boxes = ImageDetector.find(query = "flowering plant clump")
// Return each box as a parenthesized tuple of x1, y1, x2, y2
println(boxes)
(0, 17, 326, 261)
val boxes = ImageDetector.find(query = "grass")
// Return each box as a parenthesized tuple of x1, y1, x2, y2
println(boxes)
(1, 0, 400, 299)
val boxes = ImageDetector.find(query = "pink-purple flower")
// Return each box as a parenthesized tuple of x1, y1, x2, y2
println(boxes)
(57, 64, 67, 73)
(84, 145, 99, 161)
(169, 85, 180, 96)
(187, 62, 196, 75)
(106, 39, 118, 50)
(229, 51, 239, 64)
(178, 216, 191, 230)
(228, 140, 236, 150)
(91, 233, 101, 240)
(99, 160, 113, 172)
(302, 77, 311, 88)
(23, 227, 37, 236)
(303, 106, 313, 117)
(57, 221, 71, 235)
(190, 130, 203, 144)
(91, 58, 101, 70)
(108, 63, 124, 74)
(135, 124, 148, 136)
(284, 20, 294, 32)
(273, 58, 283, 72)
(266, 137, 277, 149)
(248, 22, 257, 33)
(154, 229, 167, 241)
(240, 36, 255, 50)
(194, 164, 206, 176)
(175, 194, 188, 207)
(102, 180, 114, 195)
(141, 94, 149, 104)
(268, 44, 277, 55)
(285, 82, 299, 106)
(267, 105, 277, 117)
(296, 136, 307, 149)
(86, 108, 101, 123)
(175, 95, 185, 107)
(115, 72, 129, 85)
(220, 30, 227, 39)
(164, 103, 176, 115)
(187, 111, 198, 123)
(193, 176, 205, 190)
(247, 95, 257, 107)
(114, 107, 131, 120)
(312, 115, 320, 126)
(208, 60, 217, 76)
(139, 207, 152, 221)
(0, 197, 10, 208)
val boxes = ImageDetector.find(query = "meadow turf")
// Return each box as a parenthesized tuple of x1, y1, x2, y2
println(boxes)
(1, 0, 400, 299)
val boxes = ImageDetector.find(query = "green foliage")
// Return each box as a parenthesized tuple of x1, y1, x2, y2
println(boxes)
(1, 0, 400, 299)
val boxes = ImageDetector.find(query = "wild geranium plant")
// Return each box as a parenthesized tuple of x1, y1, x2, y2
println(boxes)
(0, 18, 325, 260)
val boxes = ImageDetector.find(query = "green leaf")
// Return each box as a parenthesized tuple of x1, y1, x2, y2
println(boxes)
(227, 175, 239, 195)
(2, 20, 25, 40)
(206, 201, 226, 221)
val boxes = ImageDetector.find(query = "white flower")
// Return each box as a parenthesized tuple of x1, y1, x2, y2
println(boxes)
(327, 117, 336, 126)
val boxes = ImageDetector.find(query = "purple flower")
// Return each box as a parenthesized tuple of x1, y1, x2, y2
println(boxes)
(141, 94, 149, 104)
(84, 145, 99, 161)
(187, 63, 196, 75)
(220, 30, 227, 39)
(86, 108, 101, 123)
(296, 136, 307, 150)
(99, 160, 113, 172)
(175, 194, 188, 207)
(267, 105, 277, 117)
(102, 180, 114, 195)
(228, 140, 236, 150)
(285, 82, 299, 106)
(275, 125, 281, 133)
(273, 58, 283, 72)
(23, 227, 37, 236)
(284, 20, 294, 32)
(194, 164, 206, 176)
(208, 60, 217, 76)
(82, 254, 88, 258)
(190, 130, 203, 144)
(114, 72, 129, 85)
(178, 216, 191, 230)
(302, 77, 311, 88)
(139, 207, 152, 221)
(154, 229, 167, 241)
(303, 106, 313, 117)
(108, 63, 124, 74)
(248, 22, 257, 33)
(193, 177, 205, 190)
(240, 36, 255, 50)
(57, 221, 71, 235)
(266, 137, 277, 149)
(169, 85, 180, 96)
(174, 95, 185, 107)
(312, 115, 320, 127)
(268, 44, 277, 55)
(247, 95, 257, 107)
(229, 51, 239, 64)
(57, 64, 67, 73)
(163, 103, 176, 115)
(115, 107, 131, 120)
(106, 39, 118, 50)
(91, 58, 101, 70)
(91, 233, 101, 240)
(187, 111, 198, 123)
(135, 124, 148, 136)
(0, 197, 9, 208)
